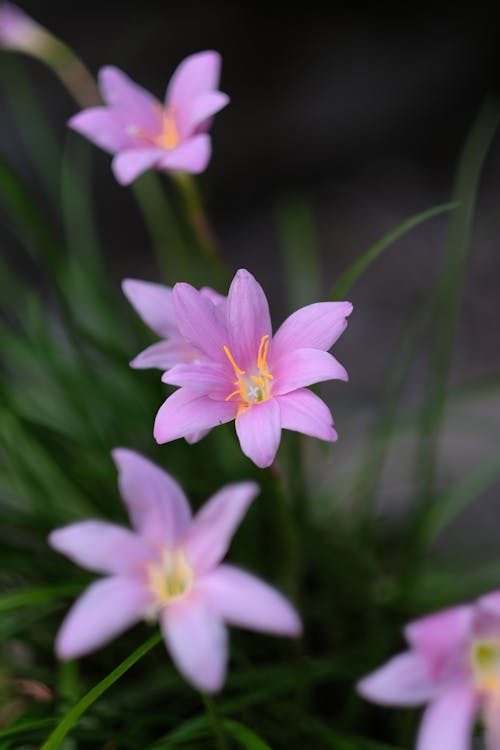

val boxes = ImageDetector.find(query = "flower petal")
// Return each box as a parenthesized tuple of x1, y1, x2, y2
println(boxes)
(181, 91, 229, 136)
(130, 339, 198, 370)
(166, 51, 222, 108)
(122, 279, 177, 338)
(161, 591, 227, 693)
(185, 429, 211, 445)
(235, 399, 281, 468)
(272, 301, 353, 359)
(199, 564, 302, 636)
(112, 147, 165, 185)
(49, 521, 151, 575)
(68, 107, 133, 154)
(357, 651, 436, 706)
(227, 269, 272, 371)
(99, 66, 160, 133)
(154, 389, 237, 444)
(112, 448, 191, 547)
(277, 389, 337, 442)
(158, 134, 211, 174)
(173, 282, 228, 361)
(55, 577, 149, 660)
(273, 348, 348, 395)
(183, 482, 259, 574)
(162, 361, 229, 398)
(416, 686, 477, 750)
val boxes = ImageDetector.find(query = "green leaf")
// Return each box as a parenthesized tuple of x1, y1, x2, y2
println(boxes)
(276, 194, 321, 308)
(223, 719, 273, 749)
(0, 585, 79, 613)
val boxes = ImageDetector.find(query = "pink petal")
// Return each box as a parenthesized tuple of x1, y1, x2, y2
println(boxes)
(99, 65, 160, 133)
(130, 339, 199, 370)
(112, 147, 165, 185)
(112, 448, 191, 547)
(55, 577, 149, 660)
(173, 283, 228, 361)
(158, 134, 211, 174)
(161, 591, 227, 693)
(49, 521, 151, 575)
(68, 107, 133, 154)
(276, 389, 337, 442)
(405, 605, 474, 683)
(183, 482, 259, 574)
(162, 361, 229, 398)
(180, 91, 229, 137)
(122, 279, 177, 338)
(198, 564, 302, 636)
(273, 348, 348, 395)
(227, 269, 272, 371)
(235, 399, 281, 468)
(185, 429, 211, 445)
(166, 51, 222, 109)
(272, 301, 353, 359)
(154, 389, 237, 444)
(200, 287, 226, 307)
(357, 652, 436, 706)
(416, 686, 478, 750)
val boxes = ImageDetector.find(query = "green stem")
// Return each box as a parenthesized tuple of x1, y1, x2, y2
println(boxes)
(40, 632, 162, 749)
(202, 693, 229, 750)
(269, 459, 301, 606)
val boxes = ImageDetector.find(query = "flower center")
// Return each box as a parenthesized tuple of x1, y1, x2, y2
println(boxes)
(146, 547, 193, 609)
(472, 639, 500, 695)
(154, 107, 180, 150)
(224, 335, 273, 414)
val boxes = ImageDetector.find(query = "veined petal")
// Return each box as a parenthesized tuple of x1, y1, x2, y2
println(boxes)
(68, 107, 133, 154)
(112, 147, 165, 185)
(199, 564, 302, 636)
(180, 91, 229, 137)
(161, 591, 227, 693)
(166, 51, 222, 109)
(416, 686, 477, 750)
(122, 279, 177, 338)
(357, 651, 436, 706)
(154, 389, 237, 444)
(130, 339, 198, 370)
(49, 521, 151, 575)
(272, 301, 353, 358)
(112, 448, 191, 547)
(173, 283, 228, 361)
(55, 577, 149, 660)
(183, 481, 259, 574)
(99, 66, 161, 133)
(227, 269, 272, 370)
(158, 134, 211, 174)
(273, 348, 348, 395)
(277, 389, 337, 442)
(235, 399, 281, 468)
(162, 361, 229, 398)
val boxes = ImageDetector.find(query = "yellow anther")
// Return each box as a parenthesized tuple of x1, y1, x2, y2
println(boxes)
(251, 375, 265, 388)
(225, 387, 243, 402)
(147, 548, 193, 607)
(223, 345, 246, 375)
(257, 335, 270, 371)
(155, 107, 180, 151)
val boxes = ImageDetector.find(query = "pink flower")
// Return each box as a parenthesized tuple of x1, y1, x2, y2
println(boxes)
(49, 449, 301, 693)
(68, 51, 229, 185)
(357, 592, 500, 749)
(154, 268, 352, 468)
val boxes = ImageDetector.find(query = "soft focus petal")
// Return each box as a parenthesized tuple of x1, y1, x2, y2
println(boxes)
(235, 399, 281, 468)
(199, 564, 302, 636)
(200, 287, 226, 307)
(99, 66, 160, 132)
(357, 651, 436, 706)
(227, 269, 272, 370)
(49, 521, 151, 575)
(112, 448, 191, 547)
(272, 301, 353, 359)
(405, 605, 474, 682)
(162, 361, 229, 398)
(130, 339, 198, 370)
(183, 482, 259, 574)
(173, 283, 228, 361)
(122, 279, 177, 338)
(112, 147, 165, 185)
(277, 389, 337, 442)
(185, 429, 211, 445)
(181, 91, 229, 136)
(273, 348, 348, 395)
(158, 134, 211, 174)
(154, 389, 237, 444)
(166, 51, 222, 108)
(416, 686, 477, 750)
(68, 107, 133, 154)
(161, 591, 227, 693)
(56, 577, 149, 660)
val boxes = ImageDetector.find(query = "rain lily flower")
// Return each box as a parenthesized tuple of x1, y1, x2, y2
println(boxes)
(69, 51, 229, 184)
(49, 450, 301, 693)
(155, 268, 352, 468)
(357, 592, 500, 750)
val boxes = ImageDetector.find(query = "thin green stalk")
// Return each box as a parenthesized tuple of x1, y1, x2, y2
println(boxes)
(202, 693, 229, 750)
(269, 459, 301, 607)
(40, 632, 162, 749)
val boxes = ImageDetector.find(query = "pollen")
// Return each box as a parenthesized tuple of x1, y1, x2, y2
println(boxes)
(472, 639, 500, 695)
(147, 547, 193, 608)
(223, 335, 273, 410)
(155, 107, 180, 150)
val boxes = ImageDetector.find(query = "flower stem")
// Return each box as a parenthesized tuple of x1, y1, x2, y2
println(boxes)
(202, 693, 229, 750)
(269, 459, 301, 607)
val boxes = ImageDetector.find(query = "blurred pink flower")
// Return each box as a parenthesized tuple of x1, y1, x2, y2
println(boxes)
(357, 592, 500, 749)
(68, 51, 229, 184)
(49, 449, 301, 693)
(155, 268, 352, 468)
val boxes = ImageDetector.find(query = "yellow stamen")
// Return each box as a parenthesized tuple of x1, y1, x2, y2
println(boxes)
(223, 345, 245, 375)
(225, 387, 242, 402)
(147, 548, 193, 608)
(251, 375, 265, 388)
(155, 107, 180, 150)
